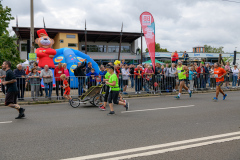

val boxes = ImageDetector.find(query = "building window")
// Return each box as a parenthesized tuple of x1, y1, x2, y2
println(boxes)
(81, 45, 107, 52)
(66, 35, 76, 38)
(68, 43, 77, 47)
(108, 46, 130, 53)
(60, 40, 64, 43)
(200, 48, 203, 53)
(121, 46, 130, 53)
(21, 44, 27, 52)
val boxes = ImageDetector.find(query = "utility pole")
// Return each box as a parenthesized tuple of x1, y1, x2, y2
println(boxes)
(30, 0, 34, 53)
(118, 22, 123, 60)
(85, 20, 87, 55)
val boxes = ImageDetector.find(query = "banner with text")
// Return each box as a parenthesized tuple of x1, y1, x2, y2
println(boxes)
(140, 11, 155, 70)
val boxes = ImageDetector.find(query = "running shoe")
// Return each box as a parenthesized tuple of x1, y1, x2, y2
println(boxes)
(107, 111, 115, 115)
(99, 106, 106, 111)
(124, 102, 129, 111)
(212, 97, 218, 101)
(223, 94, 227, 100)
(15, 108, 25, 119)
(175, 96, 180, 99)
(189, 91, 192, 98)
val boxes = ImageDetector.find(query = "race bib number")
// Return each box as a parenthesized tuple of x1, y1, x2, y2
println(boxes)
(214, 74, 218, 78)
(58, 71, 62, 73)
(178, 70, 181, 73)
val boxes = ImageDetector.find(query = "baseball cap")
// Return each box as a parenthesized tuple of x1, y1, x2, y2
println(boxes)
(106, 65, 114, 70)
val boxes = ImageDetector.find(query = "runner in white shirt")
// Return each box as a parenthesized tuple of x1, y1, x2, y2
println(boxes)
(121, 64, 130, 94)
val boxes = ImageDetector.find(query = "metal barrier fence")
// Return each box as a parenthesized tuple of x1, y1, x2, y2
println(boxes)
(0, 73, 239, 101)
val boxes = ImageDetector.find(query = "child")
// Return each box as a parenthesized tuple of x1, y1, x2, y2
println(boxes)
(86, 68, 98, 88)
(189, 66, 196, 91)
(99, 66, 107, 82)
(60, 74, 72, 103)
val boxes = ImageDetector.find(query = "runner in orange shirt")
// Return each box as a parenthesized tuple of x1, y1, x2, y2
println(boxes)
(212, 63, 228, 101)
(60, 74, 72, 103)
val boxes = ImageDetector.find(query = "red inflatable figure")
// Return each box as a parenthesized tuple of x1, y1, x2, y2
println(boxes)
(35, 29, 56, 68)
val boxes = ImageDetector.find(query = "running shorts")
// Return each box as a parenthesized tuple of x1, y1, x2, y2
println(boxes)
(122, 80, 128, 86)
(64, 90, 70, 95)
(179, 79, 186, 82)
(5, 91, 18, 106)
(216, 81, 224, 87)
(108, 91, 119, 104)
(104, 86, 110, 102)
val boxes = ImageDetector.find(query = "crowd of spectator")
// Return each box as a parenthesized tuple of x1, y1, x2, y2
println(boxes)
(0, 58, 240, 100)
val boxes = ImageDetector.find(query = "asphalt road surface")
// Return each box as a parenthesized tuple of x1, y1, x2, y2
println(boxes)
(0, 91, 240, 160)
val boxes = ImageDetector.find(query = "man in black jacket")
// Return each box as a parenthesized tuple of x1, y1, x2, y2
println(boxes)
(204, 63, 210, 88)
(74, 59, 87, 96)
(14, 64, 26, 100)
(129, 64, 135, 88)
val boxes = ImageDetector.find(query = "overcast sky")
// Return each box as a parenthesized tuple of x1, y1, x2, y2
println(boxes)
(2, 0, 240, 53)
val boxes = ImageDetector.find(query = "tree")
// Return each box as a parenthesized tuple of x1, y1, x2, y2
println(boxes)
(0, 1, 22, 69)
(145, 42, 169, 52)
(204, 45, 224, 53)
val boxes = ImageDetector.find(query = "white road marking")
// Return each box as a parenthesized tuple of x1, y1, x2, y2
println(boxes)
(62, 131, 240, 160)
(104, 136, 240, 160)
(121, 105, 195, 113)
(0, 121, 12, 124)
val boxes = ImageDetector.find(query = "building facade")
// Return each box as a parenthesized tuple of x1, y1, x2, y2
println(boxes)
(193, 46, 205, 53)
(13, 27, 143, 64)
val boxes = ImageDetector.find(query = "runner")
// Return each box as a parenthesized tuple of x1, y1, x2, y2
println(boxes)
(2, 61, 25, 119)
(212, 63, 228, 101)
(105, 66, 129, 115)
(60, 74, 72, 103)
(175, 60, 192, 99)
(99, 66, 111, 111)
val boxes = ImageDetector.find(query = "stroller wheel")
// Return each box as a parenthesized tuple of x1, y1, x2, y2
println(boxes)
(93, 94, 104, 107)
(70, 98, 80, 108)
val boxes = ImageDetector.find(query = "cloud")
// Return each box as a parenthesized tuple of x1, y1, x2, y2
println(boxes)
(2, 0, 240, 53)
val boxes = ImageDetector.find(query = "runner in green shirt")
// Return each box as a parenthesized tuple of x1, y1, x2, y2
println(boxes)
(175, 60, 192, 99)
(105, 65, 129, 115)
(99, 67, 111, 111)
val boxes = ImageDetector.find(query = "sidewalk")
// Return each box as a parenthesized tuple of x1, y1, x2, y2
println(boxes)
(0, 87, 239, 106)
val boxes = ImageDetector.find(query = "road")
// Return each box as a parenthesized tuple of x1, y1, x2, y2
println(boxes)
(0, 91, 240, 160)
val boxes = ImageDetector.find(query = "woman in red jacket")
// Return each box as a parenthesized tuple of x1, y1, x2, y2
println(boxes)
(196, 63, 206, 89)
(171, 51, 179, 64)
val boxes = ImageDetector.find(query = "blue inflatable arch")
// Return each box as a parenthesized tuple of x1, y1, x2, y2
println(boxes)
(53, 48, 100, 88)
